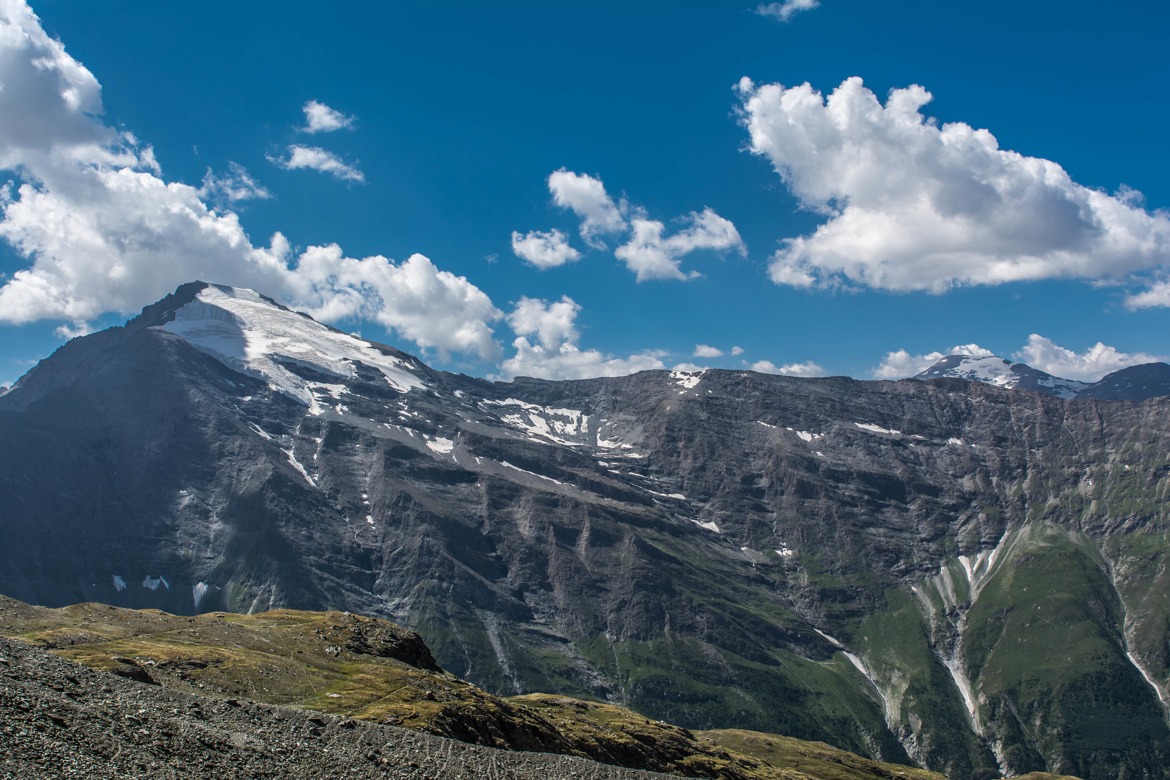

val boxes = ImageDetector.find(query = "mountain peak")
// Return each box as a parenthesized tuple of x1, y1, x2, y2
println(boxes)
(1078, 361, 1170, 401)
(154, 282, 426, 407)
(913, 354, 1088, 399)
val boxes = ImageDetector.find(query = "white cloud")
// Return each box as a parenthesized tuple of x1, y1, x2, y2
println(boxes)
(533, 168, 746, 281)
(496, 293, 665, 379)
(750, 359, 825, 377)
(283, 246, 502, 360)
(53, 321, 93, 339)
(737, 77, 1170, 295)
(270, 145, 364, 182)
(199, 162, 271, 206)
(548, 168, 626, 248)
(0, 0, 111, 171)
(1125, 280, 1170, 309)
(694, 344, 723, 358)
(510, 228, 581, 269)
(614, 207, 746, 282)
(506, 295, 579, 349)
(755, 0, 819, 23)
(301, 100, 354, 133)
(499, 339, 666, 381)
(731, 346, 745, 356)
(0, 1, 500, 361)
(872, 344, 994, 379)
(1013, 334, 1163, 382)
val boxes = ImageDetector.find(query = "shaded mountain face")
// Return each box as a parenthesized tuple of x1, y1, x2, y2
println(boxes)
(2, 282, 1169, 780)
(914, 354, 1170, 401)
(1077, 362, 1170, 401)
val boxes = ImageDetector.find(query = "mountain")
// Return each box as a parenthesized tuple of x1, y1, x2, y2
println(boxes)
(912, 355, 1087, 398)
(913, 354, 1170, 401)
(1077, 362, 1170, 401)
(2, 282, 1169, 780)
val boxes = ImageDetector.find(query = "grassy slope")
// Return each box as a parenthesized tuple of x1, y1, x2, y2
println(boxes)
(962, 525, 1170, 779)
(0, 596, 945, 780)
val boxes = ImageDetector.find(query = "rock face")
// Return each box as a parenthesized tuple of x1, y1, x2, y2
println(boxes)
(1, 282, 1169, 780)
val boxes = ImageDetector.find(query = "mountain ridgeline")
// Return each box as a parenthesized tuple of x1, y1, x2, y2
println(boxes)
(1, 282, 1168, 780)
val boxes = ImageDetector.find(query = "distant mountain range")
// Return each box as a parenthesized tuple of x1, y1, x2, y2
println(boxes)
(914, 354, 1170, 400)
(1, 281, 1168, 780)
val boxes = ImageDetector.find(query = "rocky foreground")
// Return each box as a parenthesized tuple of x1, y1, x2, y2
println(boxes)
(0, 636, 665, 780)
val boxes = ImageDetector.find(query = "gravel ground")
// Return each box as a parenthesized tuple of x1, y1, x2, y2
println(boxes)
(0, 637, 669, 780)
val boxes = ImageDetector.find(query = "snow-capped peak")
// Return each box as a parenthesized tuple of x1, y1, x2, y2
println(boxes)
(915, 355, 1019, 388)
(159, 284, 424, 404)
(914, 354, 1087, 399)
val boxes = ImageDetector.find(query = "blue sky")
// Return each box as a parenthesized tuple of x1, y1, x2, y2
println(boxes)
(1, 0, 1169, 387)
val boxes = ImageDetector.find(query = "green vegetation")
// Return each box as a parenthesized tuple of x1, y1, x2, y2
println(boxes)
(0, 596, 945, 780)
(963, 525, 1170, 779)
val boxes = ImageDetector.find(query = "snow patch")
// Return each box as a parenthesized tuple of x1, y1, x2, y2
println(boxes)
(484, 398, 589, 446)
(814, 628, 844, 649)
(500, 460, 563, 485)
(249, 423, 273, 440)
(425, 436, 454, 455)
(284, 447, 317, 487)
(162, 285, 424, 406)
(142, 576, 170, 591)
(669, 369, 705, 389)
(691, 519, 721, 533)
(854, 422, 901, 436)
(796, 430, 823, 442)
(646, 489, 687, 501)
(192, 582, 209, 609)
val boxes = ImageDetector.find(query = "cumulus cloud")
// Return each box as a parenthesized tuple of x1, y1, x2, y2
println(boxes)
(749, 359, 825, 377)
(1013, 334, 1163, 382)
(737, 77, 1170, 295)
(693, 344, 723, 358)
(523, 169, 745, 280)
(497, 294, 665, 379)
(0, 0, 111, 170)
(199, 162, 271, 206)
(510, 229, 581, 269)
(506, 296, 579, 350)
(269, 145, 364, 182)
(731, 346, 745, 356)
(872, 344, 994, 379)
(500, 340, 666, 381)
(1126, 281, 1170, 309)
(281, 245, 501, 360)
(301, 100, 354, 134)
(615, 207, 746, 281)
(755, 0, 819, 23)
(0, 2, 500, 360)
(548, 168, 626, 248)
